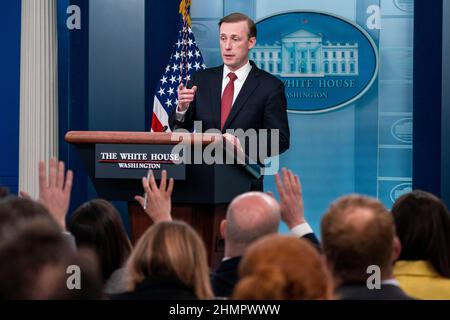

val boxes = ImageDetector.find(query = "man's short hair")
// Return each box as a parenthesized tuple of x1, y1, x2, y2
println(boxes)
(0, 218, 102, 299)
(321, 194, 395, 284)
(0, 197, 57, 241)
(219, 12, 257, 38)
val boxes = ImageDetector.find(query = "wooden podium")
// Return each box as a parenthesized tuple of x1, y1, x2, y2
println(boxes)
(65, 131, 260, 268)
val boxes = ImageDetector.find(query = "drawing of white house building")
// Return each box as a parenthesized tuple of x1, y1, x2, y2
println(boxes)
(250, 29, 359, 77)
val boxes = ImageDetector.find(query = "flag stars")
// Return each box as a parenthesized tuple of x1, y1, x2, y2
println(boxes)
(152, 20, 206, 132)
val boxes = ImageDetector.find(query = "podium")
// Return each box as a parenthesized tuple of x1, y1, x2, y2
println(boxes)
(65, 131, 260, 268)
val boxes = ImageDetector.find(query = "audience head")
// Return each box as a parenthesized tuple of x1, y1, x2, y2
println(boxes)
(0, 197, 58, 240)
(321, 194, 400, 286)
(221, 191, 280, 257)
(0, 186, 9, 199)
(68, 199, 132, 283)
(0, 217, 102, 299)
(391, 190, 450, 277)
(233, 234, 332, 300)
(127, 221, 213, 299)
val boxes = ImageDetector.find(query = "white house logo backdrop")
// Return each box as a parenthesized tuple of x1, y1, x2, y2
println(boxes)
(251, 11, 378, 114)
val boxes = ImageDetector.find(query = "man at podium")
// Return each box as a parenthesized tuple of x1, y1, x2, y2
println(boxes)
(171, 12, 290, 186)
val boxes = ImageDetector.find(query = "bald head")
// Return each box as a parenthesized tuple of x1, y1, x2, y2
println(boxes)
(223, 192, 280, 257)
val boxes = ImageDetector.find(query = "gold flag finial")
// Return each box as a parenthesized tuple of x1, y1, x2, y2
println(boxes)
(179, 0, 192, 26)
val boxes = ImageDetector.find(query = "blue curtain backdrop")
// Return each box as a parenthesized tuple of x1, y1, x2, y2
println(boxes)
(0, 1, 21, 195)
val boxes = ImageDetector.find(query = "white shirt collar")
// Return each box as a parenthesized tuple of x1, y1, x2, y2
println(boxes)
(223, 60, 252, 81)
(382, 279, 400, 287)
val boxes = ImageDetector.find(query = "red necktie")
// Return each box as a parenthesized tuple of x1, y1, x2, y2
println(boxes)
(221, 72, 238, 130)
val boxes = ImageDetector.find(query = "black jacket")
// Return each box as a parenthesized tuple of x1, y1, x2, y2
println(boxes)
(335, 284, 414, 300)
(169, 61, 290, 158)
(110, 275, 197, 300)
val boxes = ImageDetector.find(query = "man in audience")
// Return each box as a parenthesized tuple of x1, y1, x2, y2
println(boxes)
(212, 191, 280, 297)
(136, 167, 319, 297)
(211, 168, 320, 297)
(0, 217, 102, 299)
(321, 194, 412, 300)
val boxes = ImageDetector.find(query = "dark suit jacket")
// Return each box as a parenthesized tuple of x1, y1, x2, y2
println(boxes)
(110, 275, 197, 300)
(335, 284, 414, 300)
(211, 256, 241, 299)
(169, 61, 290, 158)
(302, 232, 321, 251)
(211, 232, 321, 298)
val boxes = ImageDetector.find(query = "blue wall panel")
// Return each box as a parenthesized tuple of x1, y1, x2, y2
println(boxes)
(0, 1, 21, 195)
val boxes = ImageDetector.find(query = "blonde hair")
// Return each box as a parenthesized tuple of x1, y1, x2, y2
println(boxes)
(233, 235, 333, 300)
(126, 221, 213, 299)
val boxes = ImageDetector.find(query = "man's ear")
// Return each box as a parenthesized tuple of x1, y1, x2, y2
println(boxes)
(248, 36, 256, 50)
(220, 219, 227, 238)
(392, 236, 402, 262)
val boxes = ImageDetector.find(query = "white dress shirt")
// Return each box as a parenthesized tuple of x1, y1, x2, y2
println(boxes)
(290, 222, 314, 238)
(221, 61, 252, 106)
(176, 60, 253, 119)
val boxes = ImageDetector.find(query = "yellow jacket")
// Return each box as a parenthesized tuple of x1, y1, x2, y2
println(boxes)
(393, 260, 450, 300)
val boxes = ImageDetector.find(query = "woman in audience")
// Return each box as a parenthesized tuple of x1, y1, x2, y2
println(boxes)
(68, 199, 132, 294)
(232, 234, 332, 300)
(392, 190, 450, 299)
(113, 221, 213, 300)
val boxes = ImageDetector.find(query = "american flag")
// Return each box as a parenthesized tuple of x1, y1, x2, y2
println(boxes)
(151, 0, 206, 132)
